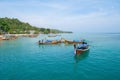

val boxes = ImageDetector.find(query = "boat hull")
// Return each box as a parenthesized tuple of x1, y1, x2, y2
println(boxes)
(38, 41, 60, 45)
(64, 40, 82, 44)
(75, 47, 89, 54)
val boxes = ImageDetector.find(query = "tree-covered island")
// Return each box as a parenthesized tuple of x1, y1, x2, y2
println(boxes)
(0, 17, 72, 35)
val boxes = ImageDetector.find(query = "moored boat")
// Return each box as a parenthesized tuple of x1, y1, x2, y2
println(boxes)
(38, 40, 60, 45)
(74, 42, 89, 54)
(75, 46, 89, 54)
(48, 34, 61, 37)
(64, 39, 73, 44)
(48, 35, 57, 37)
(64, 39, 82, 44)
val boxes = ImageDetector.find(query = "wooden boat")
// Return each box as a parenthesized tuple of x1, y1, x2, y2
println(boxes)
(64, 40, 73, 44)
(64, 40, 82, 44)
(48, 34, 61, 37)
(75, 47, 89, 54)
(74, 43, 89, 54)
(38, 40, 60, 45)
(48, 35, 57, 37)
(29, 34, 38, 38)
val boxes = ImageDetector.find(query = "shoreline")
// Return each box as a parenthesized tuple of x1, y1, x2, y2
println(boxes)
(0, 32, 73, 41)
(0, 34, 39, 41)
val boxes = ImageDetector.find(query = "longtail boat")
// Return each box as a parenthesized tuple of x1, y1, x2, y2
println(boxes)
(75, 46, 89, 54)
(64, 40, 82, 44)
(48, 35, 57, 37)
(38, 40, 60, 45)
(74, 42, 89, 54)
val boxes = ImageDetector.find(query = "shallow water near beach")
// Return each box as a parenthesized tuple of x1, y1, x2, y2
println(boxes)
(0, 33, 120, 80)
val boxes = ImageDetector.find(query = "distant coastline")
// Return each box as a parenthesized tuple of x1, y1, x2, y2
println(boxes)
(0, 17, 72, 40)
(0, 17, 72, 34)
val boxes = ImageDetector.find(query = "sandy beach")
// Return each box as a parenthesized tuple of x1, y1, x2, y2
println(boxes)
(0, 34, 39, 40)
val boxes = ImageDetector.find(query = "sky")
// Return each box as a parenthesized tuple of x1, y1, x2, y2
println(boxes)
(0, 0, 120, 33)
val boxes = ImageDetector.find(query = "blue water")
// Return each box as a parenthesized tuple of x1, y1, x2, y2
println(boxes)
(0, 33, 120, 80)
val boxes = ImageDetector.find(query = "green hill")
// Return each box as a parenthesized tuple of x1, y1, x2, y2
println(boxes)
(0, 17, 72, 34)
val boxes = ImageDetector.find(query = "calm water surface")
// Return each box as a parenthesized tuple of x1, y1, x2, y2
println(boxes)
(0, 33, 120, 80)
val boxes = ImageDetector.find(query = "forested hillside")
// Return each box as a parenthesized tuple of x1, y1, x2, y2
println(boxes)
(0, 17, 72, 34)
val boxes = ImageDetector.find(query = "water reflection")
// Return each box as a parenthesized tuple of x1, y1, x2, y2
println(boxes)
(38, 44, 46, 49)
(74, 50, 89, 63)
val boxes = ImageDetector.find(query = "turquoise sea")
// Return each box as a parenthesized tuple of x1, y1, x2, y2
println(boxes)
(0, 33, 120, 80)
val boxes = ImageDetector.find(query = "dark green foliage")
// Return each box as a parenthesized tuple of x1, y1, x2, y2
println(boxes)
(0, 17, 38, 34)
